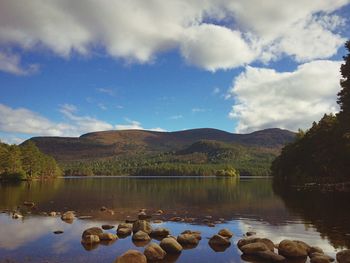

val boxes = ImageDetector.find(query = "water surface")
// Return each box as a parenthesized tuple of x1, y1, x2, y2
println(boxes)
(0, 177, 349, 262)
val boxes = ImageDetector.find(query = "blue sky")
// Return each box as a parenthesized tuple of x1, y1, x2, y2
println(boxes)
(0, 1, 349, 144)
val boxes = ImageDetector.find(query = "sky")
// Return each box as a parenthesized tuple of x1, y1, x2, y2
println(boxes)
(0, 0, 350, 144)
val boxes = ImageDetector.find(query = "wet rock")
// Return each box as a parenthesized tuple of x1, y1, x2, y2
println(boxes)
(336, 249, 350, 263)
(82, 227, 103, 239)
(118, 223, 133, 230)
(82, 234, 100, 244)
(53, 230, 64, 234)
(78, 215, 92, 219)
(177, 233, 200, 246)
(99, 233, 118, 241)
(240, 242, 270, 254)
(125, 219, 137, 223)
(100, 206, 107, 212)
(310, 252, 334, 262)
(49, 212, 57, 217)
(160, 237, 183, 254)
(204, 215, 212, 219)
(278, 239, 308, 258)
(207, 223, 215, 227)
(117, 227, 132, 236)
(150, 228, 170, 238)
(152, 220, 163, 224)
(255, 250, 285, 262)
(156, 209, 164, 214)
(218, 228, 233, 238)
(181, 230, 201, 240)
(293, 240, 311, 253)
(61, 211, 75, 221)
(132, 231, 151, 242)
(208, 234, 231, 247)
(115, 250, 147, 263)
(237, 237, 274, 252)
(184, 217, 195, 223)
(102, 224, 115, 230)
(132, 220, 152, 234)
(144, 243, 166, 261)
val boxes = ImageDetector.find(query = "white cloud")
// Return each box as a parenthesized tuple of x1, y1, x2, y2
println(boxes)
(0, 51, 39, 75)
(115, 118, 166, 131)
(228, 60, 342, 133)
(0, 104, 165, 142)
(212, 87, 220, 95)
(0, 0, 348, 73)
(97, 88, 115, 96)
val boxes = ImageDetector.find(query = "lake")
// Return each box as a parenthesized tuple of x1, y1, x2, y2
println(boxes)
(0, 177, 349, 262)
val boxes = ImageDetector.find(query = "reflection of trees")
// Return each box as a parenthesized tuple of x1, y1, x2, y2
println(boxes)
(273, 183, 350, 249)
(0, 179, 63, 211)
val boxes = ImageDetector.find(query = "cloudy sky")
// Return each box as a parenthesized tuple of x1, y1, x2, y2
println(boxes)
(0, 0, 349, 144)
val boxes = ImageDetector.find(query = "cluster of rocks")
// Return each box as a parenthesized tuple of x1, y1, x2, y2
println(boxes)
(237, 234, 350, 263)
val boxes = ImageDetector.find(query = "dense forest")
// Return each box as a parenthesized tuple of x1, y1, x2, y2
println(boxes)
(272, 41, 350, 185)
(0, 141, 62, 181)
(63, 140, 274, 177)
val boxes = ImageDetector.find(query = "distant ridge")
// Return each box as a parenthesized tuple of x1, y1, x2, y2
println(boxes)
(27, 128, 295, 162)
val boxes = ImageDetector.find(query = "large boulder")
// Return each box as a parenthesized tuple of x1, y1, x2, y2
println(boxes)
(132, 220, 152, 234)
(82, 227, 103, 239)
(278, 239, 308, 258)
(337, 249, 350, 263)
(240, 242, 269, 255)
(218, 229, 233, 239)
(115, 250, 147, 263)
(132, 231, 151, 242)
(177, 233, 200, 246)
(150, 228, 170, 238)
(160, 237, 183, 254)
(118, 223, 133, 230)
(144, 243, 166, 261)
(208, 234, 231, 246)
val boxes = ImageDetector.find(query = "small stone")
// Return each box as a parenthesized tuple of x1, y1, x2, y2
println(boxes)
(61, 211, 75, 221)
(207, 223, 215, 227)
(132, 220, 152, 234)
(208, 234, 231, 247)
(53, 230, 64, 234)
(23, 201, 35, 207)
(150, 228, 170, 237)
(99, 233, 118, 241)
(12, 213, 23, 219)
(152, 220, 163, 224)
(246, 231, 256, 236)
(169, 216, 183, 222)
(144, 243, 166, 261)
(49, 212, 57, 217)
(100, 206, 107, 211)
(115, 250, 147, 263)
(138, 211, 150, 220)
(117, 227, 132, 236)
(132, 231, 151, 242)
(156, 210, 164, 214)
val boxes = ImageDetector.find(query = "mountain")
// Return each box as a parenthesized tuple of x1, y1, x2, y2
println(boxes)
(27, 128, 295, 162)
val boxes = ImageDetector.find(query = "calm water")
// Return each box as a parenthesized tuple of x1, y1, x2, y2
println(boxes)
(0, 177, 349, 263)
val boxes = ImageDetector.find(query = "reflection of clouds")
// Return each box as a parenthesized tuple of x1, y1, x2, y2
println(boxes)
(237, 219, 337, 255)
(0, 215, 58, 250)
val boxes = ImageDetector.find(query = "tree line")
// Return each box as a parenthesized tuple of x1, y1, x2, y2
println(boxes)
(272, 40, 350, 185)
(0, 141, 62, 181)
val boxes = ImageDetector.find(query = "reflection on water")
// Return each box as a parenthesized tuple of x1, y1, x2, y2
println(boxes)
(0, 177, 349, 262)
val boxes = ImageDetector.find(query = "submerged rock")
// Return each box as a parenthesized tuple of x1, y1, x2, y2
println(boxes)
(115, 250, 147, 263)
(278, 239, 308, 258)
(144, 243, 166, 261)
(160, 237, 183, 254)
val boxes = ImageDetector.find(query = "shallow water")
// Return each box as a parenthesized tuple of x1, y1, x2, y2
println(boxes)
(0, 177, 349, 262)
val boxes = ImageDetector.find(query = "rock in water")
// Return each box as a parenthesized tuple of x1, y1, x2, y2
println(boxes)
(240, 242, 269, 255)
(160, 237, 183, 254)
(278, 239, 308, 258)
(61, 211, 75, 221)
(81, 234, 100, 244)
(150, 228, 170, 238)
(132, 231, 151, 241)
(337, 249, 350, 263)
(255, 250, 286, 262)
(237, 237, 274, 252)
(99, 233, 118, 241)
(132, 220, 152, 234)
(82, 227, 103, 239)
(144, 243, 166, 261)
(177, 234, 200, 246)
(218, 229, 233, 238)
(102, 224, 114, 230)
(208, 234, 231, 246)
(115, 250, 147, 263)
